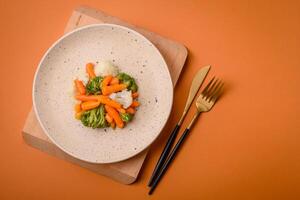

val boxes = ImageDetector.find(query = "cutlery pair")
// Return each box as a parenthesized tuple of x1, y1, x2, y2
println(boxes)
(148, 66, 224, 194)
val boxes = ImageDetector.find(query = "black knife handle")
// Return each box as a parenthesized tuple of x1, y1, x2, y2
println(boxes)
(149, 128, 191, 195)
(147, 124, 181, 187)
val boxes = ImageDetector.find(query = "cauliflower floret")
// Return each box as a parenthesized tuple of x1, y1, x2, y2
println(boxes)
(109, 90, 133, 109)
(95, 61, 119, 77)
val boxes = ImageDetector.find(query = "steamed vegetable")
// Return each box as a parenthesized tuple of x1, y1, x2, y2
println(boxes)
(98, 96, 122, 109)
(101, 75, 113, 88)
(116, 108, 126, 113)
(81, 101, 101, 111)
(105, 114, 113, 123)
(105, 105, 124, 128)
(117, 73, 138, 92)
(109, 90, 133, 109)
(120, 113, 133, 123)
(132, 92, 139, 98)
(86, 76, 103, 95)
(75, 95, 100, 101)
(126, 107, 135, 114)
(94, 61, 119, 76)
(131, 101, 140, 107)
(86, 63, 96, 79)
(74, 103, 81, 113)
(74, 61, 140, 130)
(81, 105, 108, 128)
(74, 79, 86, 95)
(110, 121, 116, 129)
(76, 95, 122, 109)
(110, 77, 119, 85)
(75, 111, 83, 120)
(102, 84, 127, 95)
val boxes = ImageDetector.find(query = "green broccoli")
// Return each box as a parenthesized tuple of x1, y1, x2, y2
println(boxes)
(81, 105, 108, 128)
(120, 113, 133, 123)
(86, 76, 103, 95)
(117, 73, 138, 92)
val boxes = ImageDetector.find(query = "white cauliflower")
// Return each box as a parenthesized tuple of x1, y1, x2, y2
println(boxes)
(94, 61, 119, 77)
(109, 90, 133, 109)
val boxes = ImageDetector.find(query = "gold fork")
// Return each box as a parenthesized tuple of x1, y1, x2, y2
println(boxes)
(149, 77, 224, 195)
(187, 77, 224, 129)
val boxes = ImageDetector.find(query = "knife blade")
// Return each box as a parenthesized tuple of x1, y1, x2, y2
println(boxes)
(178, 65, 210, 124)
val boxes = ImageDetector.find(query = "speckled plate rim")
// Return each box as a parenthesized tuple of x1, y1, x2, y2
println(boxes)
(32, 23, 174, 164)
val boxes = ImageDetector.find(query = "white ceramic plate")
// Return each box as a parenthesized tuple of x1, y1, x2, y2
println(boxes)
(33, 24, 173, 163)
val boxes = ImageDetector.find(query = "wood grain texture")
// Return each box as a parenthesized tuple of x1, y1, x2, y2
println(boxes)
(22, 6, 187, 184)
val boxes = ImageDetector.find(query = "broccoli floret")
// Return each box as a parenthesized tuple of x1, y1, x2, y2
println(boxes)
(81, 105, 108, 128)
(120, 113, 133, 123)
(86, 76, 103, 95)
(117, 73, 138, 92)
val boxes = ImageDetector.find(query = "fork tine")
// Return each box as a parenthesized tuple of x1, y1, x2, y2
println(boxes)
(204, 79, 219, 100)
(211, 82, 224, 102)
(206, 79, 219, 99)
(208, 80, 222, 101)
(201, 77, 215, 96)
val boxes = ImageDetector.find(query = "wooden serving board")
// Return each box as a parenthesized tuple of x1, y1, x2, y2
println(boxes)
(22, 6, 188, 184)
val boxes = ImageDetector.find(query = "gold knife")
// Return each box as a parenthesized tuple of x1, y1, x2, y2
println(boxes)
(148, 65, 210, 187)
(178, 65, 211, 125)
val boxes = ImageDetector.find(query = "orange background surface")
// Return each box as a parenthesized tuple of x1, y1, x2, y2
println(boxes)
(0, 0, 299, 199)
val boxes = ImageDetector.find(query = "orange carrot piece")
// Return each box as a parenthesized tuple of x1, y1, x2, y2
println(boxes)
(132, 92, 139, 98)
(117, 108, 126, 114)
(75, 95, 122, 109)
(105, 105, 124, 128)
(86, 63, 96, 79)
(98, 96, 122, 109)
(102, 84, 127, 95)
(110, 121, 116, 129)
(102, 75, 113, 87)
(75, 111, 83, 120)
(74, 79, 86, 95)
(75, 95, 100, 101)
(126, 107, 136, 114)
(131, 101, 140, 107)
(105, 114, 113, 123)
(81, 101, 100, 111)
(110, 77, 119, 85)
(74, 103, 81, 113)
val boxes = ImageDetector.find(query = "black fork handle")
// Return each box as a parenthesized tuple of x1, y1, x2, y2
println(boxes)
(149, 128, 191, 195)
(147, 124, 181, 187)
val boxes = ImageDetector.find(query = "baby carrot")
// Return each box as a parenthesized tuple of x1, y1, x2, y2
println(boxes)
(98, 96, 122, 109)
(102, 84, 127, 95)
(126, 107, 136, 114)
(105, 114, 114, 124)
(86, 63, 96, 79)
(102, 75, 113, 87)
(117, 108, 126, 114)
(75, 95, 100, 101)
(110, 121, 116, 129)
(81, 101, 100, 111)
(131, 101, 140, 107)
(74, 79, 86, 95)
(132, 92, 139, 98)
(110, 77, 119, 85)
(74, 103, 81, 113)
(105, 105, 124, 128)
(75, 95, 122, 109)
(75, 111, 83, 120)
